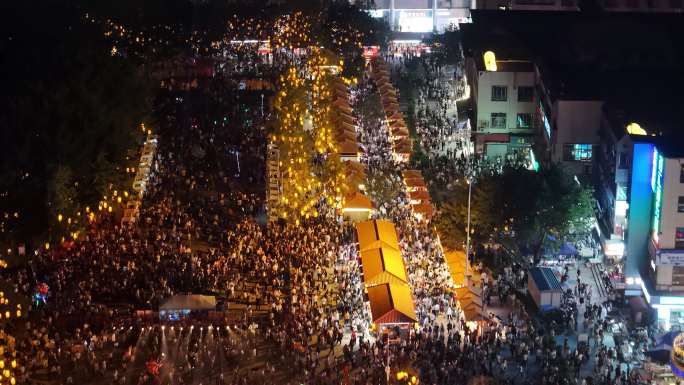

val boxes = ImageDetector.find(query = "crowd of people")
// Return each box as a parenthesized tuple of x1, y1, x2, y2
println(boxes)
(1, 28, 672, 385)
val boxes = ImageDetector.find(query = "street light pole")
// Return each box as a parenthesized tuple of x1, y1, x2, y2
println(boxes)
(465, 177, 472, 286)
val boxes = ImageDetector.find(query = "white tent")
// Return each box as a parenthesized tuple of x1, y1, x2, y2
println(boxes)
(159, 294, 216, 311)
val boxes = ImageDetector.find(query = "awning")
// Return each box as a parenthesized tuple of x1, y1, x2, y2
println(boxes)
(367, 284, 417, 324)
(360, 246, 408, 285)
(159, 294, 216, 311)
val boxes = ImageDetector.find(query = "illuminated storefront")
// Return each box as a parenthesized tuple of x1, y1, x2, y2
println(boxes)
(366, 3, 471, 33)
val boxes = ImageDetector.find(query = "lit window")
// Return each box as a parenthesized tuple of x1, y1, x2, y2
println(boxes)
(516, 113, 532, 128)
(563, 144, 593, 162)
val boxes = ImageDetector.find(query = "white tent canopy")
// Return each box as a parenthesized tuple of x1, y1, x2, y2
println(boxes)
(159, 294, 216, 311)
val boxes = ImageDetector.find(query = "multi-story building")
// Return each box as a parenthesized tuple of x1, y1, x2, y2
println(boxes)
(607, 133, 684, 329)
(464, 53, 538, 158)
(362, 0, 472, 32)
(474, 0, 579, 10)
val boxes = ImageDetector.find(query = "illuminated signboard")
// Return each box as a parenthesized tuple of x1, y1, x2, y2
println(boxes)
(652, 148, 664, 241)
(538, 100, 551, 138)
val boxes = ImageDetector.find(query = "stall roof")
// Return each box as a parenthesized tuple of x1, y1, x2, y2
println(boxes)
(343, 191, 374, 211)
(367, 284, 417, 324)
(159, 294, 216, 311)
(356, 219, 400, 251)
(404, 177, 427, 188)
(529, 267, 562, 291)
(360, 246, 408, 285)
(409, 190, 431, 201)
(337, 140, 360, 155)
(402, 170, 423, 179)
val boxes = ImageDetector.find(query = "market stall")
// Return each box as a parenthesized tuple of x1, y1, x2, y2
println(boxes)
(528, 267, 562, 311)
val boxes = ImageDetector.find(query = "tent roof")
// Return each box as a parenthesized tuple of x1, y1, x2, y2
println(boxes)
(335, 130, 357, 142)
(343, 192, 374, 211)
(159, 294, 216, 311)
(337, 140, 360, 154)
(361, 246, 408, 284)
(344, 160, 367, 175)
(463, 307, 488, 322)
(529, 267, 562, 291)
(404, 177, 426, 187)
(412, 203, 435, 218)
(367, 284, 417, 324)
(402, 170, 423, 179)
(409, 190, 431, 201)
(356, 219, 399, 250)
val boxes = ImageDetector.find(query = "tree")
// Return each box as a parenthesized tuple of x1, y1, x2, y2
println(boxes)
(504, 165, 595, 264)
(0, 1, 150, 243)
(435, 178, 504, 251)
(436, 165, 595, 264)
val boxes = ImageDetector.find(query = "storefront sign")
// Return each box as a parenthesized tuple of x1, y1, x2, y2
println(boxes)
(657, 249, 684, 266)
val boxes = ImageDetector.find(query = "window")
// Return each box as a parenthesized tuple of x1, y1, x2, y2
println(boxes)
(517, 86, 534, 102)
(563, 144, 593, 162)
(679, 197, 684, 213)
(516, 113, 532, 128)
(676, 227, 684, 249)
(680, 164, 684, 183)
(491, 86, 507, 102)
(491, 113, 506, 129)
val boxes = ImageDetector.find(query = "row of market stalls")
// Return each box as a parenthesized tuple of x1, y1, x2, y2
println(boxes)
(401, 169, 435, 222)
(123, 134, 158, 224)
(356, 219, 417, 327)
(370, 58, 413, 163)
(332, 78, 361, 163)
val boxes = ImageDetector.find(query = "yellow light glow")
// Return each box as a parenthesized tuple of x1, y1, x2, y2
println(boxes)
(626, 122, 647, 136)
(483, 51, 497, 71)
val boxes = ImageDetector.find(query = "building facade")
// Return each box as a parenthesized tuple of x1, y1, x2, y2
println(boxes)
(465, 56, 538, 158)
(607, 134, 684, 329)
(362, 0, 471, 32)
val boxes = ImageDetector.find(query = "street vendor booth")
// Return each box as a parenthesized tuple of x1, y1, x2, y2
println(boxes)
(361, 246, 408, 286)
(342, 191, 374, 222)
(528, 267, 562, 311)
(367, 283, 417, 326)
(159, 294, 216, 321)
(444, 249, 481, 287)
(356, 219, 400, 251)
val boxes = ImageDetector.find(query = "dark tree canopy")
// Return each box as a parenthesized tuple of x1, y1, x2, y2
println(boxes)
(0, 1, 150, 244)
(436, 165, 595, 263)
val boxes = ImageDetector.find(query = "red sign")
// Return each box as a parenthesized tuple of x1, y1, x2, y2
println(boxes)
(363, 46, 380, 59)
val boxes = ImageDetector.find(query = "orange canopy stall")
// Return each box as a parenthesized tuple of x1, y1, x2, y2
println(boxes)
(355, 219, 400, 251)
(360, 246, 408, 286)
(367, 284, 417, 325)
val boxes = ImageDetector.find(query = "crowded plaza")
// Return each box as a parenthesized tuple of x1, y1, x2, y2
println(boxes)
(1, 3, 680, 385)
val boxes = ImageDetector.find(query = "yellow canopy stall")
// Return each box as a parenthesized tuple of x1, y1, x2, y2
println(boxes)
(367, 284, 417, 325)
(355, 219, 399, 251)
(360, 246, 408, 286)
(342, 192, 374, 222)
